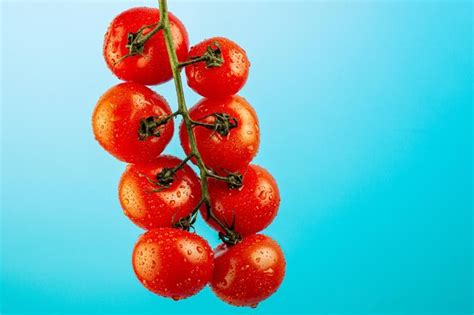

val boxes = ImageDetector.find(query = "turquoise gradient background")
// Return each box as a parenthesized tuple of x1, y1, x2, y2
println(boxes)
(1, 0, 472, 314)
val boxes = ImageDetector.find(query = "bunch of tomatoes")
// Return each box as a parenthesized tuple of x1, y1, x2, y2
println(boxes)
(92, 3, 285, 308)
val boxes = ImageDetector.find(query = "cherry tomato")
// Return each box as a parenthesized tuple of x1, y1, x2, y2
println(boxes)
(92, 82, 174, 163)
(201, 164, 279, 236)
(211, 234, 285, 307)
(119, 155, 201, 230)
(179, 96, 259, 174)
(133, 228, 214, 300)
(103, 7, 189, 85)
(185, 37, 250, 98)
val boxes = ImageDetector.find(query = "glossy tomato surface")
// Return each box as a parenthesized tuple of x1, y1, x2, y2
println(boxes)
(119, 155, 201, 230)
(133, 228, 214, 300)
(185, 37, 250, 98)
(92, 82, 173, 163)
(211, 234, 286, 307)
(104, 7, 189, 85)
(179, 96, 259, 174)
(202, 164, 280, 236)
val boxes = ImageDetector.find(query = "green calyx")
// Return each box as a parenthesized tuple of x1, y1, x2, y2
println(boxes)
(178, 42, 224, 68)
(114, 22, 163, 65)
(192, 112, 238, 137)
(138, 114, 175, 141)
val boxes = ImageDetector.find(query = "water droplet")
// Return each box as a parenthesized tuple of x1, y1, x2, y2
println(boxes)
(263, 268, 274, 275)
(196, 246, 203, 253)
(187, 249, 192, 255)
(176, 191, 181, 198)
(250, 303, 258, 309)
(258, 190, 268, 200)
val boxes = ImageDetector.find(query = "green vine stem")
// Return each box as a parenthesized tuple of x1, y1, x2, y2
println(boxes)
(158, 0, 241, 245)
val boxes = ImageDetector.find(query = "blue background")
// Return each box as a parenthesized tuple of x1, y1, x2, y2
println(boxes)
(1, 0, 472, 314)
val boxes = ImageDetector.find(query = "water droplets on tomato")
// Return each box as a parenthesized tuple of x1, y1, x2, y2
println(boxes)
(258, 190, 268, 200)
(263, 268, 274, 275)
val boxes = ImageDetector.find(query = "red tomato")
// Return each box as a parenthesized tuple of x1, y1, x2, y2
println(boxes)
(103, 7, 189, 85)
(179, 96, 260, 174)
(119, 155, 201, 230)
(185, 37, 250, 98)
(92, 82, 174, 163)
(201, 164, 279, 236)
(133, 228, 214, 300)
(211, 234, 285, 307)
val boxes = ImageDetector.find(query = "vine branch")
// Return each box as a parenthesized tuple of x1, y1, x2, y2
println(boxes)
(158, 0, 241, 244)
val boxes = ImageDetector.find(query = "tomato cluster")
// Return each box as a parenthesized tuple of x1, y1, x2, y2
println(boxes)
(92, 4, 285, 307)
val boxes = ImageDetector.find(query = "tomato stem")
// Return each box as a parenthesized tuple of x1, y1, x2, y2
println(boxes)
(190, 113, 238, 136)
(114, 22, 164, 65)
(138, 111, 179, 140)
(178, 42, 224, 68)
(206, 170, 243, 189)
(158, 0, 241, 245)
(170, 153, 194, 173)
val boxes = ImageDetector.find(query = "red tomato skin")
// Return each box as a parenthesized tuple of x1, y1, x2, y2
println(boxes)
(185, 37, 250, 98)
(179, 96, 260, 174)
(103, 7, 189, 85)
(119, 155, 202, 230)
(92, 82, 174, 163)
(201, 164, 280, 236)
(211, 234, 286, 307)
(133, 228, 214, 300)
